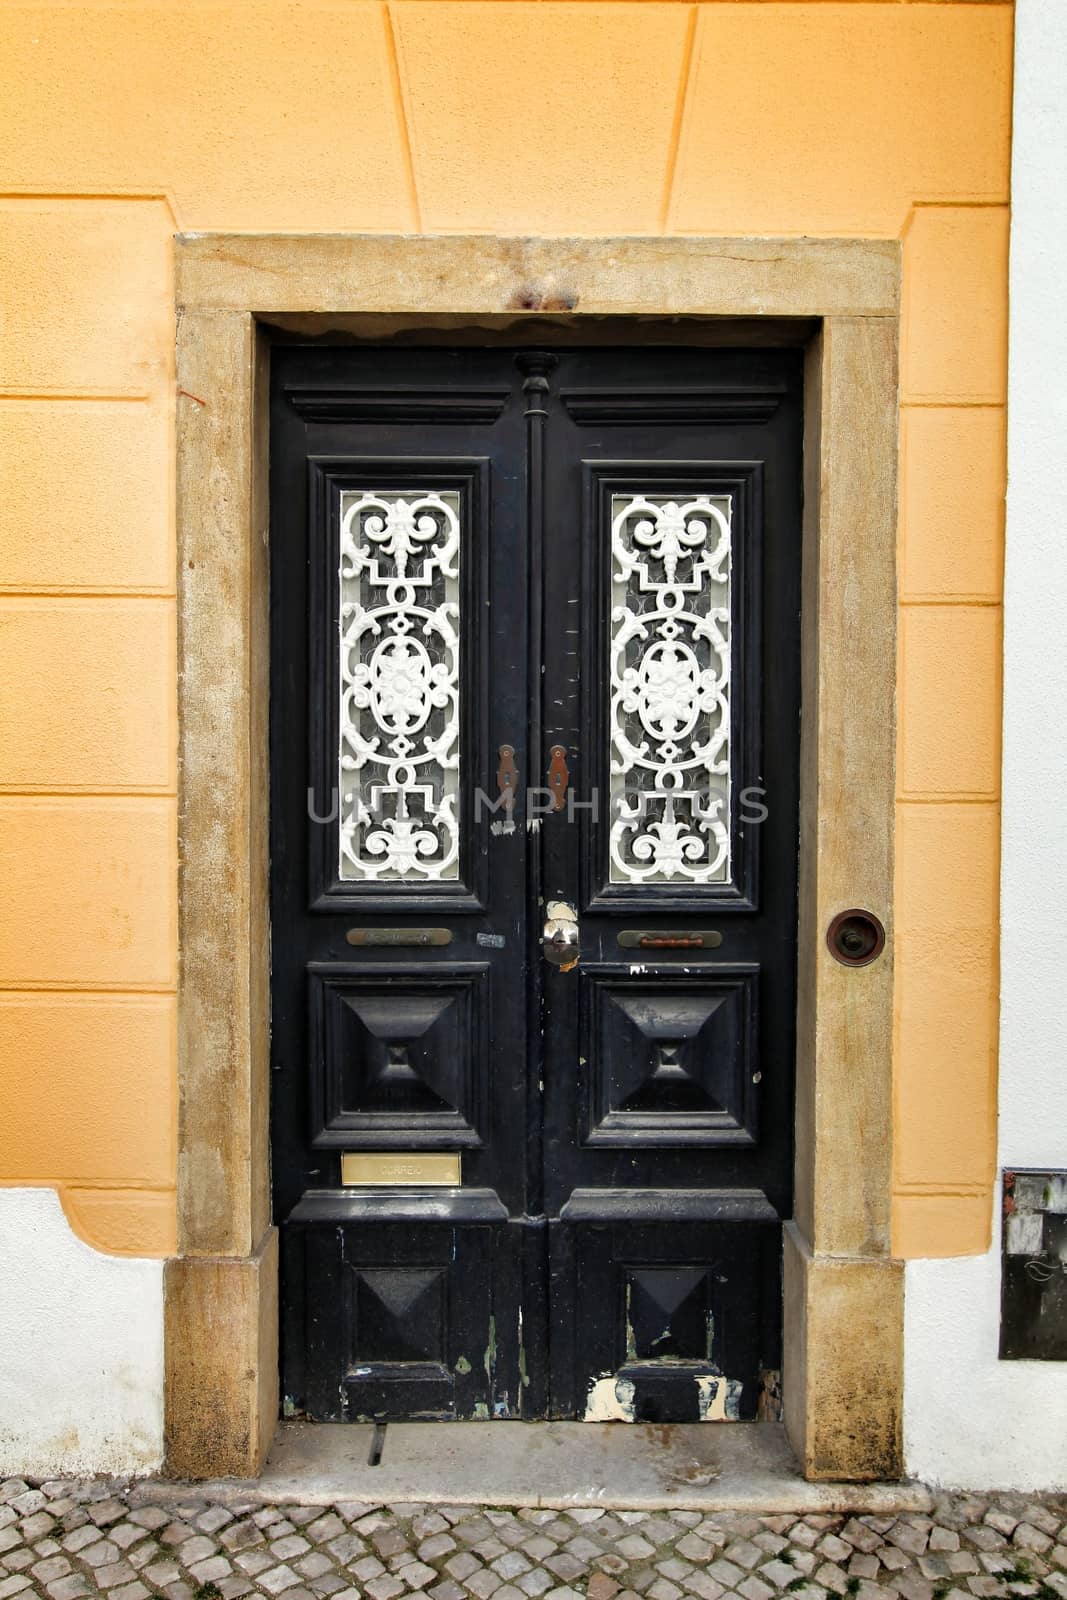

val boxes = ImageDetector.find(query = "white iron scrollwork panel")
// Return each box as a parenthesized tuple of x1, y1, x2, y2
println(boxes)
(338, 490, 461, 882)
(609, 493, 732, 886)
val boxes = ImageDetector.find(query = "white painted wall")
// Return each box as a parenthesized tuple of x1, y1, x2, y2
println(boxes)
(904, 0, 1067, 1491)
(0, 1188, 164, 1477)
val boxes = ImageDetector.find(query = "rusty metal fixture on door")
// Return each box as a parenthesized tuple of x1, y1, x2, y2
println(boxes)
(547, 745, 569, 811)
(826, 908, 886, 967)
(496, 743, 519, 811)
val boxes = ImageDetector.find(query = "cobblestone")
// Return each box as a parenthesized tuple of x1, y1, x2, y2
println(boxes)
(0, 1480, 1061, 1600)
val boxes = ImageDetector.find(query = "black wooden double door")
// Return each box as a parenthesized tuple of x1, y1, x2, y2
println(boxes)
(270, 342, 802, 1423)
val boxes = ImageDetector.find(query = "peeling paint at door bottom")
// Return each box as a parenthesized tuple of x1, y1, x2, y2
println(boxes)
(583, 1373, 637, 1421)
(582, 1370, 743, 1422)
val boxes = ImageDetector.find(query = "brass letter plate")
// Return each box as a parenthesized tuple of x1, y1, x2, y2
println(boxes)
(341, 1153, 461, 1187)
(347, 928, 452, 947)
(617, 929, 723, 951)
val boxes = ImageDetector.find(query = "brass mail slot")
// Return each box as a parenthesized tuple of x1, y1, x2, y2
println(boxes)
(347, 927, 452, 947)
(617, 929, 723, 951)
(341, 1152, 461, 1187)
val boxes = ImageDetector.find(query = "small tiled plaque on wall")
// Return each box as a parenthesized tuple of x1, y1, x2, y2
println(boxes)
(1000, 1169, 1067, 1360)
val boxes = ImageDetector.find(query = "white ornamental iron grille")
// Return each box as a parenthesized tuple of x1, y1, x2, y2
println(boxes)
(609, 492, 732, 885)
(338, 489, 462, 882)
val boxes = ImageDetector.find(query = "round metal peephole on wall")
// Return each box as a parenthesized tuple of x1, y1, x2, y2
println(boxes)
(827, 908, 886, 968)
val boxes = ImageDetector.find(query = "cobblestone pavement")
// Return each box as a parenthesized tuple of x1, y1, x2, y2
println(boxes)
(1, 1478, 1064, 1600)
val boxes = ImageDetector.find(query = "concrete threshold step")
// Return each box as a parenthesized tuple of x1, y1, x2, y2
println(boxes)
(144, 1421, 934, 1514)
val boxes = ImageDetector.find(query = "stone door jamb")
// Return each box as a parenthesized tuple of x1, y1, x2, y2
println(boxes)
(166, 234, 902, 1482)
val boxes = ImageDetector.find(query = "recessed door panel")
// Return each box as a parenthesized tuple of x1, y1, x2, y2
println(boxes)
(306, 456, 492, 913)
(292, 1220, 511, 1421)
(549, 1216, 781, 1423)
(581, 460, 763, 912)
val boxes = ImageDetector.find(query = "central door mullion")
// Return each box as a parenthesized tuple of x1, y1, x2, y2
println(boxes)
(513, 352, 559, 1417)
(535, 352, 586, 1416)
(517, 353, 556, 1223)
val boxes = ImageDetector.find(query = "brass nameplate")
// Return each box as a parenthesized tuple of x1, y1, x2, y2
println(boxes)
(617, 929, 723, 951)
(347, 928, 452, 947)
(341, 1153, 461, 1187)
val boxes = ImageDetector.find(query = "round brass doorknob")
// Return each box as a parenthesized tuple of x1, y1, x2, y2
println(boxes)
(542, 900, 579, 969)
(543, 918, 579, 966)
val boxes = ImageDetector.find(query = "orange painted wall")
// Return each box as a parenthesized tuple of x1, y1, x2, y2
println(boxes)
(0, 0, 1012, 1259)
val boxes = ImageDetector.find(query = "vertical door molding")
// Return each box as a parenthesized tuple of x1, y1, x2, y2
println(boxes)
(170, 235, 900, 1480)
(167, 307, 277, 1476)
(787, 316, 902, 1479)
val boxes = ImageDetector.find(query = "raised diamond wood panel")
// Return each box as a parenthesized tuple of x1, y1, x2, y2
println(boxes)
(308, 963, 489, 1149)
(580, 966, 760, 1147)
(351, 1266, 447, 1363)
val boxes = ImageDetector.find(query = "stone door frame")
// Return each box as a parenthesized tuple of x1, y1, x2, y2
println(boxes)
(166, 235, 901, 1482)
